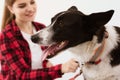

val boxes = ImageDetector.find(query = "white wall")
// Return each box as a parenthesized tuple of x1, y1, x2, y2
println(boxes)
(35, 0, 120, 26)
(0, 0, 120, 28)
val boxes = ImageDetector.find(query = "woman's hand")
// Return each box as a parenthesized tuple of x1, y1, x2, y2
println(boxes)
(61, 58, 79, 73)
(46, 61, 53, 67)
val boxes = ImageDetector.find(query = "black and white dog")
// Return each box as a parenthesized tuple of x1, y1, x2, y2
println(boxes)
(31, 6, 120, 80)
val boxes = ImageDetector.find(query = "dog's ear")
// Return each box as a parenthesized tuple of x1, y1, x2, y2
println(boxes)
(68, 6, 78, 11)
(87, 10, 114, 27)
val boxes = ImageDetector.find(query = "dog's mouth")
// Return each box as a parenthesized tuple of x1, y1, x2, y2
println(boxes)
(42, 40, 69, 61)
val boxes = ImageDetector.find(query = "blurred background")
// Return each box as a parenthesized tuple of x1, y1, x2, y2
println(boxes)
(0, 0, 120, 29)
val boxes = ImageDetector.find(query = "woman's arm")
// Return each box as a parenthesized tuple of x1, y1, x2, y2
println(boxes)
(0, 32, 63, 80)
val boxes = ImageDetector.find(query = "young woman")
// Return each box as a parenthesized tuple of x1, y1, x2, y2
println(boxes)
(0, 0, 79, 80)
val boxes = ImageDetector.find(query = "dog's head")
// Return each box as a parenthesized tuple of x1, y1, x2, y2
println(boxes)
(31, 6, 114, 57)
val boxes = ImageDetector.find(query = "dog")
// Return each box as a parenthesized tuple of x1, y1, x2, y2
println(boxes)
(31, 6, 120, 80)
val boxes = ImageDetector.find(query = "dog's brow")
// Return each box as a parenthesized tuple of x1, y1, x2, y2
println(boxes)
(57, 12, 65, 18)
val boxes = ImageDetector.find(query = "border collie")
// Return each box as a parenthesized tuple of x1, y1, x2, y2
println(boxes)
(31, 6, 120, 80)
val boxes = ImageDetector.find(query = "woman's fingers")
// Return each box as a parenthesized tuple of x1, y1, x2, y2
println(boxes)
(61, 58, 79, 73)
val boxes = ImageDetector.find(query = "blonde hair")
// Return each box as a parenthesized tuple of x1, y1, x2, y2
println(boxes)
(1, 0, 15, 31)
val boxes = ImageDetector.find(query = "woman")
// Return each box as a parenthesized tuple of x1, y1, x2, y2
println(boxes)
(0, 0, 79, 80)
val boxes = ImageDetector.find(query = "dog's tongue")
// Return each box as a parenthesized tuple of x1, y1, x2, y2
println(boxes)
(41, 41, 68, 61)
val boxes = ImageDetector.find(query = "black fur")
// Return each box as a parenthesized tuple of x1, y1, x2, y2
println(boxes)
(52, 6, 114, 48)
(110, 27, 120, 67)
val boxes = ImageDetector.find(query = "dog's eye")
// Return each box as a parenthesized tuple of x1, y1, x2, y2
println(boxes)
(59, 20, 64, 27)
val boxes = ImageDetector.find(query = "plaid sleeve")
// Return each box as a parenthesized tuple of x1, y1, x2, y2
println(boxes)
(0, 31, 63, 80)
(21, 64, 62, 80)
(42, 60, 48, 68)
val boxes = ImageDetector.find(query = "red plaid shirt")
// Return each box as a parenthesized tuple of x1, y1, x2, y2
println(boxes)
(0, 20, 63, 80)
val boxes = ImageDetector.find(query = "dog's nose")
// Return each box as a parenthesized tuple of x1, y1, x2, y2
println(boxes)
(31, 35, 41, 43)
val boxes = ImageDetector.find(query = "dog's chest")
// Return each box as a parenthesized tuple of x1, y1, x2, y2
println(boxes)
(48, 42, 114, 80)
(49, 48, 113, 80)
(82, 57, 113, 80)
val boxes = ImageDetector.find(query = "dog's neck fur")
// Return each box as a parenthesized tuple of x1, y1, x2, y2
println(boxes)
(66, 26, 118, 65)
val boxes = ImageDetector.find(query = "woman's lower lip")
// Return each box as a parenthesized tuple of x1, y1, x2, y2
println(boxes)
(26, 14, 34, 17)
